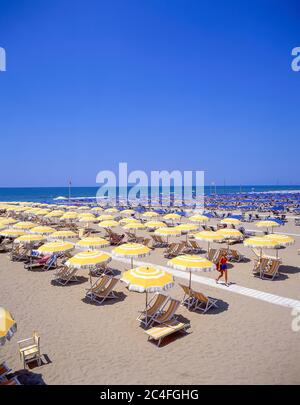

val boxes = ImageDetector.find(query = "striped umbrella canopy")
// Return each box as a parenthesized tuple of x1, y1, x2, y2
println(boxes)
(189, 215, 209, 223)
(0, 307, 17, 346)
(14, 234, 46, 245)
(194, 230, 224, 252)
(264, 234, 295, 247)
(144, 221, 166, 230)
(76, 237, 110, 250)
(66, 250, 111, 269)
(121, 265, 174, 323)
(60, 212, 78, 221)
(44, 210, 64, 218)
(48, 230, 78, 240)
(216, 229, 243, 240)
(123, 222, 145, 234)
(142, 211, 160, 219)
(0, 224, 6, 231)
(30, 226, 56, 235)
(220, 218, 241, 225)
(119, 217, 139, 225)
(91, 207, 104, 213)
(175, 223, 199, 233)
(37, 241, 74, 255)
(163, 213, 181, 221)
(13, 221, 36, 230)
(97, 214, 115, 221)
(256, 220, 280, 233)
(154, 226, 181, 243)
(168, 254, 215, 288)
(98, 220, 119, 229)
(0, 229, 26, 238)
(112, 243, 151, 268)
(104, 208, 119, 214)
(120, 209, 135, 216)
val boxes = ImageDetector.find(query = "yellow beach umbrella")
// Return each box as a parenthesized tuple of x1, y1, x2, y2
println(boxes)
(66, 250, 111, 270)
(121, 265, 174, 324)
(112, 243, 151, 268)
(13, 221, 36, 230)
(98, 220, 119, 229)
(38, 241, 74, 255)
(119, 218, 139, 225)
(194, 230, 224, 252)
(78, 214, 96, 223)
(30, 226, 56, 235)
(168, 254, 215, 288)
(175, 223, 199, 233)
(0, 307, 17, 346)
(45, 210, 64, 218)
(189, 215, 209, 223)
(163, 213, 181, 221)
(76, 237, 110, 250)
(123, 222, 145, 232)
(216, 229, 243, 240)
(91, 207, 104, 213)
(264, 234, 295, 247)
(105, 208, 119, 214)
(0, 229, 26, 238)
(244, 236, 281, 250)
(0, 224, 6, 231)
(144, 221, 166, 230)
(120, 209, 135, 216)
(49, 230, 78, 240)
(60, 212, 78, 221)
(256, 220, 280, 233)
(14, 234, 46, 245)
(154, 226, 181, 242)
(142, 211, 159, 219)
(98, 214, 115, 221)
(220, 218, 241, 225)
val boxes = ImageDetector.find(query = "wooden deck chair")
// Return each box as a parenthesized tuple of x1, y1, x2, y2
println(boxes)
(137, 293, 169, 327)
(86, 277, 119, 304)
(86, 275, 111, 294)
(228, 249, 246, 262)
(179, 284, 195, 309)
(164, 243, 178, 258)
(207, 248, 217, 261)
(145, 319, 190, 347)
(262, 259, 281, 280)
(150, 298, 180, 326)
(253, 257, 270, 277)
(191, 290, 218, 313)
(187, 239, 202, 253)
(0, 377, 21, 385)
(54, 266, 79, 285)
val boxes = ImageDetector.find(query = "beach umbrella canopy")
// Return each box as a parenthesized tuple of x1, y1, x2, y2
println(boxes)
(91, 207, 104, 213)
(216, 229, 243, 240)
(13, 221, 36, 230)
(98, 220, 119, 228)
(112, 243, 151, 268)
(264, 234, 295, 247)
(168, 254, 215, 288)
(44, 210, 64, 218)
(104, 208, 119, 214)
(194, 230, 225, 252)
(120, 209, 135, 216)
(78, 214, 96, 223)
(98, 214, 115, 221)
(220, 218, 241, 225)
(0, 307, 17, 346)
(66, 250, 111, 269)
(154, 227, 181, 237)
(256, 220, 280, 233)
(123, 222, 145, 231)
(76, 237, 110, 250)
(243, 236, 280, 250)
(142, 211, 159, 219)
(30, 226, 56, 235)
(0, 224, 6, 231)
(0, 229, 26, 238)
(119, 217, 139, 225)
(14, 234, 46, 245)
(49, 230, 78, 240)
(175, 223, 199, 233)
(144, 221, 166, 229)
(189, 215, 209, 223)
(37, 241, 74, 255)
(60, 212, 78, 220)
(163, 213, 181, 220)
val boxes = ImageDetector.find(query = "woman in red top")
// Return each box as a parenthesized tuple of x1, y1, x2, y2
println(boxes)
(216, 253, 229, 286)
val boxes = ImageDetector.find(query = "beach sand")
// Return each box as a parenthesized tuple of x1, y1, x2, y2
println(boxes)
(1, 215, 300, 384)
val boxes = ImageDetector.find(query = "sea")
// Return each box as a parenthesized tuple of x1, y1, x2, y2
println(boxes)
(0, 186, 300, 203)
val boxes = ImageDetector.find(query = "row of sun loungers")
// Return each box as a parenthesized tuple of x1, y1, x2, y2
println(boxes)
(253, 257, 281, 280)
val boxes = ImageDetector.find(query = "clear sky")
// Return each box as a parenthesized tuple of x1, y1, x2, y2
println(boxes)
(0, 0, 299, 187)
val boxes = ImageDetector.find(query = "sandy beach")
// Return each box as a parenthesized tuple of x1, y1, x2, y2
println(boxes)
(1, 213, 300, 385)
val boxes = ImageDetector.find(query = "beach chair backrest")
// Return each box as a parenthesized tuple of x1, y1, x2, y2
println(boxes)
(265, 259, 280, 276)
(179, 284, 193, 297)
(93, 275, 111, 292)
(159, 299, 180, 323)
(102, 277, 119, 294)
(208, 248, 216, 261)
(148, 294, 168, 315)
(192, 291, 208, 303)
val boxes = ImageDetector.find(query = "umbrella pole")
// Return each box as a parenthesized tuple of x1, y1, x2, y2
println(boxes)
(189, 270, 192, 289)
(131, 257, 133, 269)
(145, 291, 148, 325)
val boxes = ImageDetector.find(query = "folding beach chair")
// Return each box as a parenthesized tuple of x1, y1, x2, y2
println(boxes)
(137, 293, 169, 327)
(261, 259, 281, 280)
(207, 248, 217, 262)
(179, 284, 195, 309)
(0, 362, 11, 381)
(54, 266, 79, 285)
(149, 298, 180, 326)
(191, 291, 218, 313)
(85, 276, 119, 304)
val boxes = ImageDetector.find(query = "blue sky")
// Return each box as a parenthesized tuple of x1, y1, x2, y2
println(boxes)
(0, 0, 299, 187)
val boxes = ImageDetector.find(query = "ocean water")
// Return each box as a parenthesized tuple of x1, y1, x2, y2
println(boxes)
(0, 186, 300, 203)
